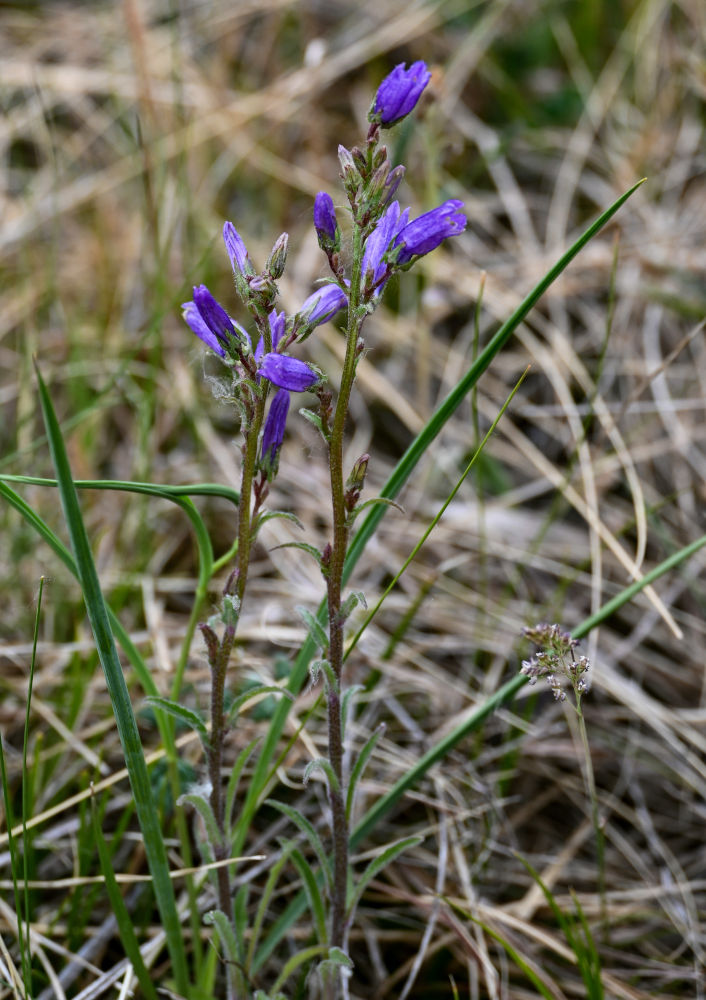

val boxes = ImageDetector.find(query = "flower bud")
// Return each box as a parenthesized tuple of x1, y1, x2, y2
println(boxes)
(338, 144, 357, 182)
(266, 232, 288, 279)
(223, 222, 254, 275)
(313, 192, 341, 254)
(364, 161, 390, 209)
(260, 388, 290, 478)
(382, 164, 405, 205)
(369, 61, 431, 127)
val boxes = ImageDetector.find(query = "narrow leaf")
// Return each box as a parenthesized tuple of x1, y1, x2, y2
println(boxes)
(34, 364, 189, 994)
(265, 800, 333, 891)
(346, 724, 385, 822)
(290, 848, 328, 946)
(91, 797, 159, 1000)
(296, 606, 329, 652)
(348, 836, 422, 918)
(146, 696, 209, 747)
(226, 685, 293, 727)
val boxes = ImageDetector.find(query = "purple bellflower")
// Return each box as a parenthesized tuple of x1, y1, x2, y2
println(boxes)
(370, 61, 431, 127)
(183, 285, 247, 356)
(259, 353, 319, 392)
(393, 199, 466, 264)
(361, 200, 409, 296)
(299, 284, 347, 327)
(314, 192, 338, 249)
(182, 301, 226, 357)
(260, 387, 290, 471)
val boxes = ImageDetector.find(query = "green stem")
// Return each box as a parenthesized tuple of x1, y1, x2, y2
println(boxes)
(207, 389, 267, 979)
(575, 703, 606, 931)
(325, 222, 365, 965)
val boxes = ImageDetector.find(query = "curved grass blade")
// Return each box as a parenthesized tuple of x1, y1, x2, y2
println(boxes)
(237, 180, 646, 849)
(34, 363, 189, 995)
(350, 530, 706, 848)
(0, 480, 159, 701)
(91, 795, 159, 1000)
(0, 473, 230, 701)
(289, 847, 329, 946)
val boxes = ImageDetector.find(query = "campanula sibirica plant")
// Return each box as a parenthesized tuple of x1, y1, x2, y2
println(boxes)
(181, 59, 467, 999)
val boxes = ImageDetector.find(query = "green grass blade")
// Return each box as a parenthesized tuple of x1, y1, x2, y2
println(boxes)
(289, 848, 329, 946)
(0, 473, 223, 701)
(0, 480, 159, 700)
(0, 473, 240, 508)
(33, 363, 189, 995)
(91, 795, 159, 1000)
(238, 180, 646, 846)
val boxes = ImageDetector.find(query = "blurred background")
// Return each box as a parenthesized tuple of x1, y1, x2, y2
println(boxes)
(1, 0, 705, 997)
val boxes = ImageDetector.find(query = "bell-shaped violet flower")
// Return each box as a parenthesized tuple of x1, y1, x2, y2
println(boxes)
(393, 200, 466, 264)
(314, 192, 338, 242)
(361, 200, 409, 296)
(259, 353, 319, 392)
(260, 388, 290, 469)
(183, 285, 247, 356)
(370, 61, 431, 127)
(299, 285, 347, 327)
(183, 301, 225, 356)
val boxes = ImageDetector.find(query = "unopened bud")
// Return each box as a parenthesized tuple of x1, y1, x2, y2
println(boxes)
(338, 144, 357, 181)
(346, 453, 369, 491)
(373, 145, 388, 169)
(382, 164, 405, 205)
(364, 161, 390, 208)
(266, 232, 288, 279)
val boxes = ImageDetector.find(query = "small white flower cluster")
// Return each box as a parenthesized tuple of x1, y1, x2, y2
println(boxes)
(520, 624, 590, 703)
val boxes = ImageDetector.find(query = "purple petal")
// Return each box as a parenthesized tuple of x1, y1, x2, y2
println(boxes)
(361, 201, 409, 295)
(393, 199, 466, 263)
(259, 353, 319, 392)
(182, 301, 226, 356)
(261, 388, 290, 463)
(314, 191, 337, 242)
(223, 221, 250, 273)
(372, 61, 431, 127)
(269, 309, 286, 349)
(193, 284, 235, 343)
(299, 285, 347, 327)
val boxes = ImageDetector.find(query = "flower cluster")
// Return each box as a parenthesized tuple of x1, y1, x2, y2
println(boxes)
(182, 225, 348, 474)
(520, 624, 590, 703)
(183, 60, 466, 479)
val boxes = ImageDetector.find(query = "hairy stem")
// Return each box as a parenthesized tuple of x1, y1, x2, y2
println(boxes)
(325, 221, 365, 974)
(207, 390, 267, 934)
